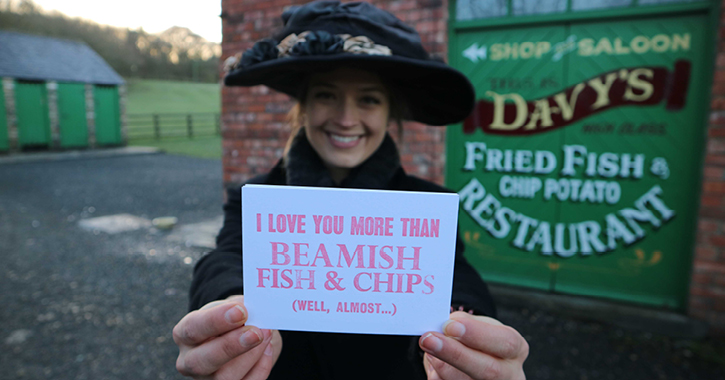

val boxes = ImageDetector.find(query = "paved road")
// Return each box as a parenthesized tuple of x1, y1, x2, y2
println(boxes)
(1, 154, 723, 380)
(1, 154, 222, 380)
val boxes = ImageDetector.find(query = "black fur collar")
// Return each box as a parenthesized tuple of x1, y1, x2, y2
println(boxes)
(284, 129, 401, 189)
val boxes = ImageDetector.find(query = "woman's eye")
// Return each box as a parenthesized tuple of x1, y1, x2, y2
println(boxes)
(313, 91, 335, 100)
(361, 96, 382, 105)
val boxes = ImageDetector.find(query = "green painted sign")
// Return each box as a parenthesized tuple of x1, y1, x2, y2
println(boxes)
(447, 14, 710, 309)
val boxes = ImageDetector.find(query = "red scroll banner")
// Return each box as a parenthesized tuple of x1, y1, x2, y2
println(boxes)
(463, 60, 691, 136)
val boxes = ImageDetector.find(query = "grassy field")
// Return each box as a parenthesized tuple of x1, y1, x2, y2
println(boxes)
(129, 135, 222, 159)
(125, 79, 222, 159)
(125, 79, 220, 114)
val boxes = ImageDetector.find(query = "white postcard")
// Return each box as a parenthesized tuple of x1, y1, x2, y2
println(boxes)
(241, 185, 459, 335)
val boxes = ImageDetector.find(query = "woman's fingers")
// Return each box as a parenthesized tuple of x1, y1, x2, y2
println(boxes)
(446, 312, 528, 360)
(173, 301, 248, 347)
(240, 342, 275, 379)
(240, 342, 275, 380)
(419, 313, 528, 380)
(241, 329, 283, 380)
(420, 332, 504, 380)
(425, 353, 472, 380)
(177, 326, 268, 377)
(423, 353, 445, 380)
(210, 329, 273, 380)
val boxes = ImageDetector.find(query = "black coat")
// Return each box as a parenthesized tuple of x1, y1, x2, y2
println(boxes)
(189, 133, 496, 379)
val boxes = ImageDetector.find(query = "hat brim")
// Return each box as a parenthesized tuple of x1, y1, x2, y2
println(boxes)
(224, 54, 474, 126)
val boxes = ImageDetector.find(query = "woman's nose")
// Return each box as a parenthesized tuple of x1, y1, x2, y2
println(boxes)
(333, 97, 359, 128)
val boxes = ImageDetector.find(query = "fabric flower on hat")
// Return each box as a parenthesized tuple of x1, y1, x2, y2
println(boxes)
(342, 35, 392, 56)
(288, 30, 345, 57)
(237, 39, 279, 69)
(277, 32, 307, 57)
(223, 52, 243, 73)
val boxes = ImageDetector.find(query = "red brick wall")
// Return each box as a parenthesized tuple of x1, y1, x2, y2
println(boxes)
(220, 0, 449, 186)
(689, 3, 725, 333)
(221, 0, 725, 334)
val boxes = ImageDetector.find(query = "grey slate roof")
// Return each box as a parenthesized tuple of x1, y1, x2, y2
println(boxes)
(0, 31, 124, 85)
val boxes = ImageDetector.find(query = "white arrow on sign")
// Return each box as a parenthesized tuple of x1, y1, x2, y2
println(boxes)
(463, 43, 487, 63)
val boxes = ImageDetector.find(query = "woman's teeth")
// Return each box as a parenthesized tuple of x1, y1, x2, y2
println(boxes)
(330, 134, 359, 143)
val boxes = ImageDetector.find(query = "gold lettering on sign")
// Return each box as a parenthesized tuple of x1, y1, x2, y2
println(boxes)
(486, 91, 527, 130)
(525, 99, 554, 130)
(577, 33, 691, 56)
(588, 73, 618, 110)
(490, 41, 552, 61)
(614, 38, 630, 54)
(552, 83, 586, 121)
(463, 61, 692, 136)
(624, 69, 655, 102)
(672, 34, 690, 51)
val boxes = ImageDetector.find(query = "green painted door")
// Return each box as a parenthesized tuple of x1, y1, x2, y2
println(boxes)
(94, 85, 121, 145)
(553, 15, 706, 308)
(0, 88, 8, 151)
(15, 81, 50, 147)
(447, 13, 709, 309)
(448, 25, 569, 291)
(57, 82, 88, 148)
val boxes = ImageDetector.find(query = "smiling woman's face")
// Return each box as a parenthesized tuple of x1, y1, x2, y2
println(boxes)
(302, 68, 390, 183)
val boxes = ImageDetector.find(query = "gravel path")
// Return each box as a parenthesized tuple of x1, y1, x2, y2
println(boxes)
(0, 154, 722, 380)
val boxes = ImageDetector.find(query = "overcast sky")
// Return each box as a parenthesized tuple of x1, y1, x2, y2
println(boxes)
(32, 0, 222, 42)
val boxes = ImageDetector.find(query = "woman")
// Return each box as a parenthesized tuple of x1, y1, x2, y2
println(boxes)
(173, 2, 528, 379)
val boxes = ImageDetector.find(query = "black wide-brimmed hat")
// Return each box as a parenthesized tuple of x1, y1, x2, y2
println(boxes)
(224, 1, 474, 126)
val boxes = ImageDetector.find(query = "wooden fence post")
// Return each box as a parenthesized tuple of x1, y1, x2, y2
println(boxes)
(128, 113, 224, 141)
(153, 114, 160, 140)
(187, 114, 193, 138)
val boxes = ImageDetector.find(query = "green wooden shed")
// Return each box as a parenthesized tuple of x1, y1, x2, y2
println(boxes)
(0, 31, 125, 151)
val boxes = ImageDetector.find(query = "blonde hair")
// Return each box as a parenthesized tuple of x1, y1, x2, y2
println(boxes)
(283, 103, 304, 159)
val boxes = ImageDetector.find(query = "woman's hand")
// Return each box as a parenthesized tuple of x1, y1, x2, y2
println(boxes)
(172, 295, 282, 380)
(419, 311, 528, 380)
